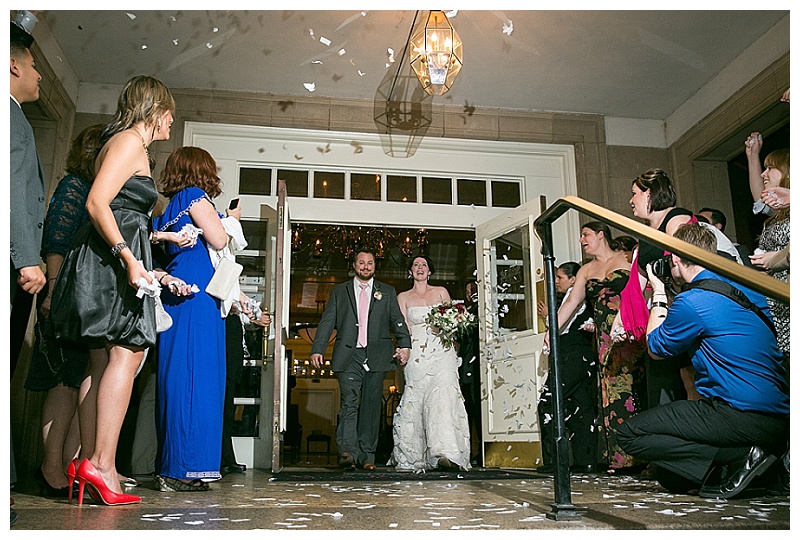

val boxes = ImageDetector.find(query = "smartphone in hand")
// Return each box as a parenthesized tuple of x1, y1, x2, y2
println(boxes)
(228, 197, 240, 210)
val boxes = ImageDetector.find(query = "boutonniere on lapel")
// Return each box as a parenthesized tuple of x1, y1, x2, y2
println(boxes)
(373, 288, 383, 301)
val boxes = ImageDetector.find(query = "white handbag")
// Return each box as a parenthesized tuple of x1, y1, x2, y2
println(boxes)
(205, 256, 243, 300)
(154, 295, 173, 333)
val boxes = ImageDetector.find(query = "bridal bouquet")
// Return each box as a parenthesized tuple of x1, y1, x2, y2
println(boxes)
(425, 300, 477, 349)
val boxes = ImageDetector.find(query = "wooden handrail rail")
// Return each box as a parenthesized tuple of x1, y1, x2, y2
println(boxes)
(533, 196, 789, 303)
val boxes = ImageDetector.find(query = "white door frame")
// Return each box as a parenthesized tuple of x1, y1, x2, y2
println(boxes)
(184, 122, 582, 470)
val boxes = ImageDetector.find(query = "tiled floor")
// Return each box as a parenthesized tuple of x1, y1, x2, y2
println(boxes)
(9, 463, 791, 531)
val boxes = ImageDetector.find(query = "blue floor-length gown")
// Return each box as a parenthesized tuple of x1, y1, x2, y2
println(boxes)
(153, 186, 226, 481)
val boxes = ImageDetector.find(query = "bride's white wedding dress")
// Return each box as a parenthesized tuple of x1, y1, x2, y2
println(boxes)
(389, 305, 472, 471)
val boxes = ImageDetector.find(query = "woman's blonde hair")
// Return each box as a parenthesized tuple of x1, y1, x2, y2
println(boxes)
(101, 75, 175, 145)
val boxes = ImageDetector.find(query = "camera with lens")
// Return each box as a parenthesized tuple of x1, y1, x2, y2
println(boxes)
(651, 255, 673, 282)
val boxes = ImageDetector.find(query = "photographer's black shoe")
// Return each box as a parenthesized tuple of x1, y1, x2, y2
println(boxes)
(699, 447, 776, 499)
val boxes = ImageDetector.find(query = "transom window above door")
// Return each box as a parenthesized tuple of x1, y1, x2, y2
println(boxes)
(237, 166, 522, 209)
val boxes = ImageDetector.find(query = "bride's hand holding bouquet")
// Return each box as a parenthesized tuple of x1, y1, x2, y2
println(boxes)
(425, 300, 477, 349)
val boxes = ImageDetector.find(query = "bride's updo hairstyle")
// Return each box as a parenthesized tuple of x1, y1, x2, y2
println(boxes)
(407, 254, 435, 278)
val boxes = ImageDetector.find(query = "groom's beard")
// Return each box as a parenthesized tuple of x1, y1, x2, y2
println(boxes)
(355, 268, 375, 281)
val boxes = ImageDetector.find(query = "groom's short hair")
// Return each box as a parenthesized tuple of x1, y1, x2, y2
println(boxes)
(353, 248, 376, 262)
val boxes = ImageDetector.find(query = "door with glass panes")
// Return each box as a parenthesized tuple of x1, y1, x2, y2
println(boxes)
(474, 197, 549, 468)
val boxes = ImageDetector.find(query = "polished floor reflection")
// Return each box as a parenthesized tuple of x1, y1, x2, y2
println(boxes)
(10, 463, 790, 531)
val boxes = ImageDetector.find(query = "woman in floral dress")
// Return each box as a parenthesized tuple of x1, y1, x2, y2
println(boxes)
(547, 222, 647, 472)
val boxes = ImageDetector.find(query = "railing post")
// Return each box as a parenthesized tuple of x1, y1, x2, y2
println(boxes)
(541, 222, 584, 521)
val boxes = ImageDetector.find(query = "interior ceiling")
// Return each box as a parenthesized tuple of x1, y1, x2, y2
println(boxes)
(40, 9, 788, 120)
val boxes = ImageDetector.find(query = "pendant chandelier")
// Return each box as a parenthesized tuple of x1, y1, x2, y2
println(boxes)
(292, 224, 429, 263)
(408, 10, 463, 96)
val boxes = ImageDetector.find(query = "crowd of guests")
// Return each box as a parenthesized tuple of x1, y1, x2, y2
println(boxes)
(10, 11, 789, 524)
(536, 102, 790, 495)
(11, 20, 269, 516)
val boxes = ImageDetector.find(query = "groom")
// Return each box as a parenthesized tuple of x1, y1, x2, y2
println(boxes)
(311, 249, 410, 471)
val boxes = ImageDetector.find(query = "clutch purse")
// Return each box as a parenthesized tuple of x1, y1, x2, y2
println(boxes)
(155, 295, 173, 333)
(205, 256, 243, 300)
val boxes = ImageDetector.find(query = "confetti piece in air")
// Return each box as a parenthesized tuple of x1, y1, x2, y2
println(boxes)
(320, 36, 331, 46)
(387, 48, 395, 63)
(141, 45, 147, 50)
(317, 143, 331, 154)
(295, 154, 304, 160)
(126, 13, 136, 20)
(172, 39, 179, 45)
(358, 70, 365, 76)
(503, 20, 514, 35)
(338, 49, 346, 56)
(206, 43, 213, 49)
(350, 141, 363, 153)
(308, 29, 315, 38)
(312, 60, 323, 65)
(303, 83, 316, 92)
(446, 10, 458, 17)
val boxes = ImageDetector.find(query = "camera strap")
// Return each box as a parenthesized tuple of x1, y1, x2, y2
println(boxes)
(683, 279, 777, 337)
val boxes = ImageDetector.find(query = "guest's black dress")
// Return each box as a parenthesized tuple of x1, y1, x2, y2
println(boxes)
(51, 176, 158, 350)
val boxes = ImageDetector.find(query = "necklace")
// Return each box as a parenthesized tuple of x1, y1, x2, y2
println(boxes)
(135, 129, 149, 156)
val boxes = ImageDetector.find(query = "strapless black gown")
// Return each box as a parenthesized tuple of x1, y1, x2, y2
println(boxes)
(51, 176, 158, 349)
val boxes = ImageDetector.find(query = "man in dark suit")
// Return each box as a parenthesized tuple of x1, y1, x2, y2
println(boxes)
(457, 280, 482, 467)
(9, 16, 46, 528)
(10, 20, 46, 371)
(310, 250, 411, 471)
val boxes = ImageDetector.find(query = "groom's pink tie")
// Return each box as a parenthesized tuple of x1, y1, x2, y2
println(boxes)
(358, 282, 369, 347)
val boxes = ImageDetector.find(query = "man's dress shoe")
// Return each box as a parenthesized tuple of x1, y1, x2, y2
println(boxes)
(361, 463, 377, 471)
(699, 446, 777, 499)
(220, 463, 247, 477)
(338, 453, 355, 470)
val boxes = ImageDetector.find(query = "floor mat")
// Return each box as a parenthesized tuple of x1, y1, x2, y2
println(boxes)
(272, 467, 545, 482)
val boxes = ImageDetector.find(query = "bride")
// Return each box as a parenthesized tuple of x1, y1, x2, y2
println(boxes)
(389, 255, 471, 472)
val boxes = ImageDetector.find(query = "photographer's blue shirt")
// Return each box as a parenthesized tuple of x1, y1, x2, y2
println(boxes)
(648, 270, 788, 415)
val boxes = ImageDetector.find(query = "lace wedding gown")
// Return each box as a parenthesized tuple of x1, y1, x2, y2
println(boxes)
(389, 305, 472, 471)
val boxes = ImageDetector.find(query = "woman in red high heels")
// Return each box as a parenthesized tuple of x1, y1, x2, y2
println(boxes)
(51, 76, 189, 505)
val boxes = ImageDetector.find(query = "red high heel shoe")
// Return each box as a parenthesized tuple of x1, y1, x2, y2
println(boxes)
(66, 458, 80, 503)
(75, 459, 141, 506)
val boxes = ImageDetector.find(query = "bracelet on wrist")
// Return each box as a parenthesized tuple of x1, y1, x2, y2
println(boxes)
(110, 241, 128, 258)
(159, 273, 170, 286)
(651, 301, 669, 309)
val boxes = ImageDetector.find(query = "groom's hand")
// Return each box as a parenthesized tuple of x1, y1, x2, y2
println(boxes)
(310, 353, 323, 368)
(393, 347, 410, 365)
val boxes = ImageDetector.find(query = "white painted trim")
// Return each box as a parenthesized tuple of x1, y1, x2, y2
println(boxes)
(184, 122, 582, 265)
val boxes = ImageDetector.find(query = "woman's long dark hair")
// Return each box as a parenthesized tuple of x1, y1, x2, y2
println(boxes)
(582, 221, 623, 251)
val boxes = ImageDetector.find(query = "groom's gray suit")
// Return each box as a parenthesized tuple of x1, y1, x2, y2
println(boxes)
(311, 277, 410, 466)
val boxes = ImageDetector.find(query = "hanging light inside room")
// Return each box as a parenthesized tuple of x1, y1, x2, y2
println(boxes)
(408, 10, 463, 96)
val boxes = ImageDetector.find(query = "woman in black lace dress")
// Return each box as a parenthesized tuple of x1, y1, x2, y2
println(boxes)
(25, 124, 103, 497)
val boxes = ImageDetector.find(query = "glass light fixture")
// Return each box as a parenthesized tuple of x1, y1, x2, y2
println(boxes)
(408, 10, 463, 96)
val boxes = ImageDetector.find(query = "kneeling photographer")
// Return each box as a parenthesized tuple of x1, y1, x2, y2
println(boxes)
(617, 222, 789, 498)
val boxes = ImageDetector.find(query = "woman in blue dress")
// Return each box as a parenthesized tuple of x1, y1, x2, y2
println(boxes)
(151, 146, 234, 491)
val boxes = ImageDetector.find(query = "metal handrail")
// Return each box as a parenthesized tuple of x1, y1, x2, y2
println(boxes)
(531, 196, 789, 520)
